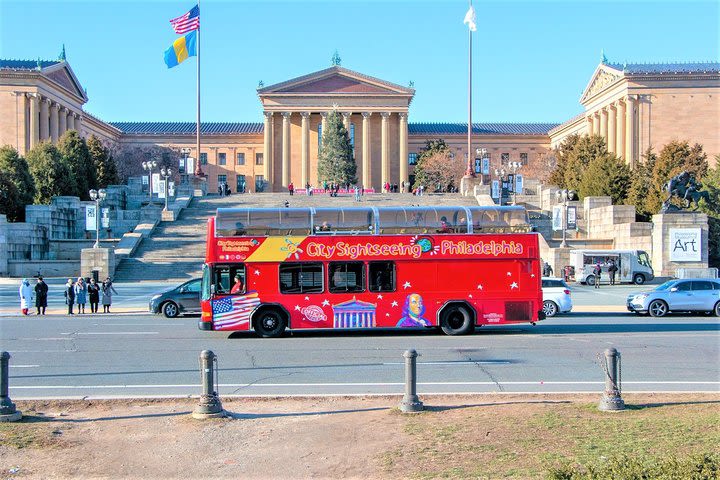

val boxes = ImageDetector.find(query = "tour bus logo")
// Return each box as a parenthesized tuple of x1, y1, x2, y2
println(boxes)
(280, 238, 304, 260)
(300, 305, 327, 323)
(218, 239, 261, 253)
(410, 236, 440, 255)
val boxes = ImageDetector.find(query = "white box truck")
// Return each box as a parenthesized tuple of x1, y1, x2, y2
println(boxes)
(570, 249, 654, 285)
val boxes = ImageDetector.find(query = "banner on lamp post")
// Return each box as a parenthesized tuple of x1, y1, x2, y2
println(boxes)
(567, 206, 577, 230)
(169, 181, 176, 197)
(552, 205, 563, 231)
(481, 157, 490, 175)
(515, 174, 523, 194)
(157, 180, 166, 199)
(101, 208, 110, 228)
(85, 205, 97, 231)
(491, 180, 500, 199)
(152, 173, 161, 194)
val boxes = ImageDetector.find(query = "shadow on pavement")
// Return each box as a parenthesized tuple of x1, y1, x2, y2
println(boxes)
(226, 406, 388, 419)
(18, 411, 190, 423)
(626, 400, 720, 411)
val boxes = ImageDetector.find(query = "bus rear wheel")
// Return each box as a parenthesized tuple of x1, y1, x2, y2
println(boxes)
(440, 305, 474, 336)
(254, 309, 287, 338)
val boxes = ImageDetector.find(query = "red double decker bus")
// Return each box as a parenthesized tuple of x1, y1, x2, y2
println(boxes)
(200, 206, 544, 337)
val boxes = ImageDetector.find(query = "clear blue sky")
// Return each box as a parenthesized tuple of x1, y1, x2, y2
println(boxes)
(1, 1, 718, 124)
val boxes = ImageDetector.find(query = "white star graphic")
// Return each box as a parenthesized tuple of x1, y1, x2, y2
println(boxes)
(506, 272, 512, 276)
(322, 299, 330, 307)
(377, 294, 383, 299)
(391, 301, 398, 307)
(304, 296, 310, 301)
(510, 282, 518, 290)
(531, 274, 536, 278)
(385, 313, 390, 317)
(403, 281, 411, 289)
(468, 294, 473, 298)
(477, 284, 484, 290)
(254, 269, 261, 276)
(294, 305, 301, 311)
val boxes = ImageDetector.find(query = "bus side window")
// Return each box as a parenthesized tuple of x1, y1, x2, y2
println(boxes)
(213, 265, 246, 295)
(369, 261, 396, 292)
(279, 262, 324, 294)
(329, 262, 365, 293)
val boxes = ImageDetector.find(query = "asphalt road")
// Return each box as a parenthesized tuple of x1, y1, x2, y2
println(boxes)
(2, 311, 718, 399)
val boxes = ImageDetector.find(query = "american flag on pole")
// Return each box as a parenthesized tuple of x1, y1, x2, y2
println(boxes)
(170, 4, 200, 34)
(212, 291, 261, 330)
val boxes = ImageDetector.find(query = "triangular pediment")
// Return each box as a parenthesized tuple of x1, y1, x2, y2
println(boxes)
(258, 66, 414, 96)
(580, 63, 625, 104)
(42, 62, 88, 102)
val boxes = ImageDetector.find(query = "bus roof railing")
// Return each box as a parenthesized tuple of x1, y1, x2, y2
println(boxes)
(214, 206, 531, 237)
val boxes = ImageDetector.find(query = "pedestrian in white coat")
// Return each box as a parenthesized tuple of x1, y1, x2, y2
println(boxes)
(19, 278, 33, 315)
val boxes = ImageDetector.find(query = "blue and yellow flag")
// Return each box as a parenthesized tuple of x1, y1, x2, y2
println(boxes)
(164, 30, 197, 68)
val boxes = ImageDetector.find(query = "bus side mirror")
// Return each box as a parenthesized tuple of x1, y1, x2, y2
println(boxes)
(210, 284, 216, 295)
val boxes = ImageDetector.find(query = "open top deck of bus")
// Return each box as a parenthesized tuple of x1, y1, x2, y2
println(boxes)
(213, 205, 531, 237)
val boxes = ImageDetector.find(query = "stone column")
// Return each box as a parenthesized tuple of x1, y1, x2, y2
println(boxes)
(67, 110, 75, 131)
(58, 106, 67, 136)
(362, 112, 372, 189)
(28, 94, 40, 147)
(74, 113, 82, 134)
(281, 112, 291, 188)
(599, 108, 608, 144)
(616, 101, 626, 161)
(342, 112, 351, 132)
(381, 112, 390, 188)
(301, 112, 310, 188)
(40, 97, 50, 141)
(625, 95, 636, 168)
(13, 92, 29, 153)
(586, 115, 594, 135)
(320, 112, 328, 143)
(593, 112, 601, 136)
(262, 112, 273, 186)
(399, 112, 408, 187)
(607, 104, 616, 154)
(50, 102, 59, 143)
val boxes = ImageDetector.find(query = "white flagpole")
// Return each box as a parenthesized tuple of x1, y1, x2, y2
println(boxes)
(467, 6, 473, 178)
(195, 0, 203, 177)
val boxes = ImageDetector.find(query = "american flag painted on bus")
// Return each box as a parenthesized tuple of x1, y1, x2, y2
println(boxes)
(212, 291, 261, 329)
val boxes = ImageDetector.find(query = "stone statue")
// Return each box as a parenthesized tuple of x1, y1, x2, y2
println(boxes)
(661, 170, 710, 213)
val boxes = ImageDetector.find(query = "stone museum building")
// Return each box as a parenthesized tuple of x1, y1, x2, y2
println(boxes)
(1, 56, 718, 193)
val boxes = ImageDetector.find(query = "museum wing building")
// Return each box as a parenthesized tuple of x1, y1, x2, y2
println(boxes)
(1, 58, 718, 193)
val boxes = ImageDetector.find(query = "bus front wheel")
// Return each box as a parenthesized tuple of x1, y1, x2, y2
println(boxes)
(254, 309, 287, 338)
(440, 305, 474, 336)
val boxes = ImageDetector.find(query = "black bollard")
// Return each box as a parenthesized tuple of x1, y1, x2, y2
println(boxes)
(399, 349, 424, 413)
(0, 352, 22, 422)
(598, 348, 625, 411)
(192, 350, 225, 419)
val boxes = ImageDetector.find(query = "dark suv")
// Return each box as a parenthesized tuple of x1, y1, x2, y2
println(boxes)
(149, 278, 202, 318)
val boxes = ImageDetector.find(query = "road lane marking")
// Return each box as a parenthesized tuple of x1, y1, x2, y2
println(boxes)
(60, 332, 159, 335)
(382, 361, 511, 365)
(9, 365, 39, 368)
(98, 323, 185, 326)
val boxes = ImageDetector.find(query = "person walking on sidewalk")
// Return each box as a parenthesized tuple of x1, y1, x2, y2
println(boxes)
(592, 262, 602, 289)
(19, 278, 32, 315)
(35, 276, 48, 315)
(74, 277, 87, 314)
(101, 277, 118, 313)
(87, 278, 100, 313)
(64, 278, 76, 315)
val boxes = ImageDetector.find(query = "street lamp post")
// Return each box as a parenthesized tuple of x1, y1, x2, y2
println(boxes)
(141, 160, 157, 202)
(508, 161, 522, 205)
(555, 189, 576, 248)
(89, 188, 107, 248)
(160, 167, 173, 211)
(494, 167, 506, 206)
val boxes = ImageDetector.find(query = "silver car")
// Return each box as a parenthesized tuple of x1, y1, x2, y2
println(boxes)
(627, 279, 720, 317)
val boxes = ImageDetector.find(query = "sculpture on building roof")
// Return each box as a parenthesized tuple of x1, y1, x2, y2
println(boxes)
(661, 170, 710, 213)
(331, 50, 341, 66)
(59, 44, 66, 61)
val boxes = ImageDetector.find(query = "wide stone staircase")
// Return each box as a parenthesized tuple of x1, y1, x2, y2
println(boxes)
(113, 192, 477, 282)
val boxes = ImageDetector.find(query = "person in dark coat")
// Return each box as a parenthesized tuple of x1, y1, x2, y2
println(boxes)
(64, 278, 76, 315)
(87, 278, 100, 313)
(34, 276, 48, 315)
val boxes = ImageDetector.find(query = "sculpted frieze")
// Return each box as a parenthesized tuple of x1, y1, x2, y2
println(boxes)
(583, 69, 622, 101)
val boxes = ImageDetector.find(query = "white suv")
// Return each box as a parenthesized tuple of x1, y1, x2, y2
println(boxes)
(542, 277, 573, 317)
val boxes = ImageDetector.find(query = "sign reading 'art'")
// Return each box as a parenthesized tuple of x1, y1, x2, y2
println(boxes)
(669, 228, 702, 262)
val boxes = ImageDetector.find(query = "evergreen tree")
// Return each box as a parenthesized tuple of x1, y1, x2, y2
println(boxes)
(0, 145, 35, 221)
(87, 135, 119, 187)
(626, 148, 656, 220)
(564, 134, 608, 191)
(413, 139, 452, 189)
(26, 142, 76, 204)
(578, 153, 631, 204)
(317, 110, 356, 186)
(58, 130, 95, 199)
(697, 157, 720, 268)
(0, 170, 22, 222)
(547, 133, 580, 187)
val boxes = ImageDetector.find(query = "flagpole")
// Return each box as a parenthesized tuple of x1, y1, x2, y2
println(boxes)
(195, 0, 203, 177)
(464, 1, 474, 179)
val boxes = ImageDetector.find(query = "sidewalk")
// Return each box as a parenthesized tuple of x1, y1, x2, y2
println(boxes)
(0, 306, 146, 316)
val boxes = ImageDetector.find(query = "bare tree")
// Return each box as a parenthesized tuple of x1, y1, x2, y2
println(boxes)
(414, 151, 466, 192)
